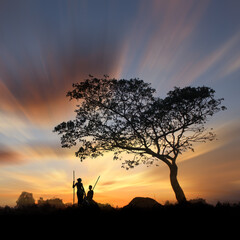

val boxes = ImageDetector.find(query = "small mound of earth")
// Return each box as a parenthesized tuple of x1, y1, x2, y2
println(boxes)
(124, 197, 162, 209)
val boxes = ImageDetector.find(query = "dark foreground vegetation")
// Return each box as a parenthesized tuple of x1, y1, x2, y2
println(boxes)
(1, 199, 240, 237)
(1, 199, 240, 222)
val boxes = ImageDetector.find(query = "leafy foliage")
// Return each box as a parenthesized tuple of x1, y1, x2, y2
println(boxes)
(54, 77, 226, 170)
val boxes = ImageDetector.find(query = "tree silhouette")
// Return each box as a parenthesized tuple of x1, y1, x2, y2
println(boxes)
(16, 191, 35, 208)
(54, 77, 226, 203)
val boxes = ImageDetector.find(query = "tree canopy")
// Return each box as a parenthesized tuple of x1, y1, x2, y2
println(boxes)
(54, 77, 225, 168)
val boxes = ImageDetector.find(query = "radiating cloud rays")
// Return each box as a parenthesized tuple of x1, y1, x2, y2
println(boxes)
(0, 0, 136, 126)
(170, 32, 240, 86)
(117, 0, 209, 84)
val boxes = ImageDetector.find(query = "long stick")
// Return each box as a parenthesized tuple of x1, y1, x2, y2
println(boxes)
(73, 170, 75, 205)
(93, 176, 100, 190)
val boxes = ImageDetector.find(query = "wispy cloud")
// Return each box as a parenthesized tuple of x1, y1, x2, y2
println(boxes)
(0, 148, 22, 165)
(117, 0, 209, 82)
(170, 32, 240, 86)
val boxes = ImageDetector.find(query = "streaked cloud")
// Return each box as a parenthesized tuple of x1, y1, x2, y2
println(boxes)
(0, 148, 22, 165)
(117, 0, 209, 87)
(170, 32, 240, 86)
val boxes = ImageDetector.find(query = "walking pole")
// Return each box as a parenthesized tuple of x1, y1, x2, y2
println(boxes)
(93, 176, 100, 190)
(73, 170, 75, 205)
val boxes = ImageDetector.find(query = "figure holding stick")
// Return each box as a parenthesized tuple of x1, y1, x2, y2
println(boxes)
(86, 176, 100, 202)
(73, 176, 85, 206)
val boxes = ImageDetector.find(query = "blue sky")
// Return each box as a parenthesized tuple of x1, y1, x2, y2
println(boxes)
(0, 0, 240, 206)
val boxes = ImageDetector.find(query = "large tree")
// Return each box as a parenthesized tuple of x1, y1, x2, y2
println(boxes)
(54, 77, 226, 203)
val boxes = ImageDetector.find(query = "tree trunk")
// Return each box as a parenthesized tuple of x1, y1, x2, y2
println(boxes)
(169, 163, 187, 204)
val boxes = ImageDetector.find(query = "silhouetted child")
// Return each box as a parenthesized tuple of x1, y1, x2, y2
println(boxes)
(86, 185, 94, 201)
(73, 178, 85, 205)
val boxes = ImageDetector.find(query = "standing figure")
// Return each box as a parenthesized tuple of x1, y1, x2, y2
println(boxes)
(73, 178, 85, 205)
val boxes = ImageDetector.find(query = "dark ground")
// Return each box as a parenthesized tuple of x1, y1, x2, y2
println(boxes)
(1, 201, 240, 228)
(1, 199, 240, 238)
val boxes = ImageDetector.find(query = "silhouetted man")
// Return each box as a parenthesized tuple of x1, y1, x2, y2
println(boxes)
(86, 185, 94, 201)
(73, 178, 85, 205)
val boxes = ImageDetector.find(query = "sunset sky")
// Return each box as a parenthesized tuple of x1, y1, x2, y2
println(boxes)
(1, 0, 240, 207)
